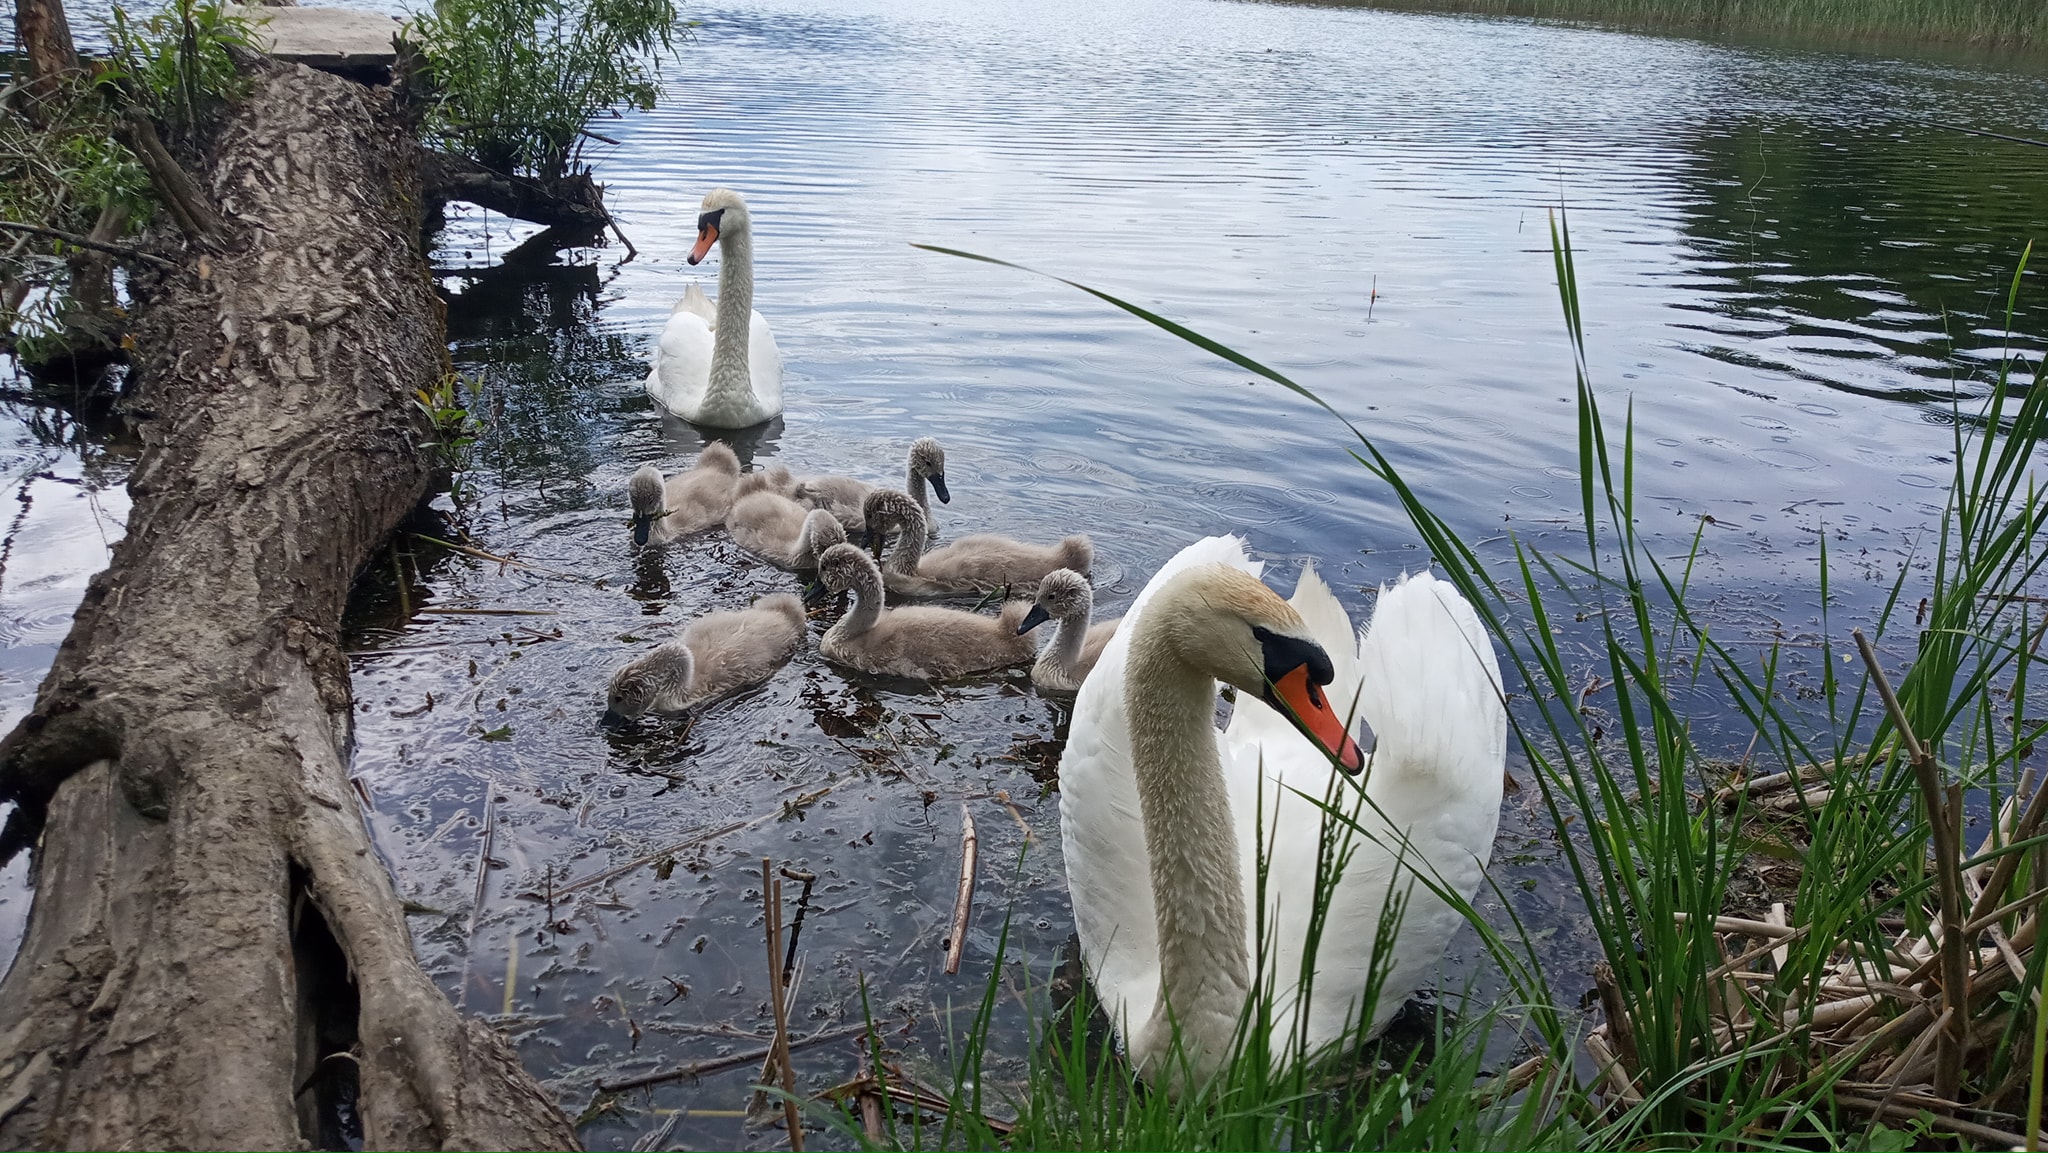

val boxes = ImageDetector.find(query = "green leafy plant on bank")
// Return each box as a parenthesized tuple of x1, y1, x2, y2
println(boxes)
(867, 220, 2048, 1150)
(104, 0, 262, 137)
(415, 370, 483, 506)
(408, 0, 681, 181)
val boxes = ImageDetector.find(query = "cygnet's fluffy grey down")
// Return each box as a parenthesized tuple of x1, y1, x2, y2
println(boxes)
(1016, 568, 1119, 692)
(793, 436, 950, 535)
(862, 489, 1091, 598)
(808, 543, 1037, 679)
(727, 485, 848, 570)
(628, 442, 743, 546)
(603, 593, 807, 723)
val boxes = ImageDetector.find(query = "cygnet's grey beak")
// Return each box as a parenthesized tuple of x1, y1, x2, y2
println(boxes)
(600, 708, 633, 730)
(630, 514, 654, 547)
(802, 579, 830, 607)
(929, 473, 951, 504)
(1016, 603, 1052, 636)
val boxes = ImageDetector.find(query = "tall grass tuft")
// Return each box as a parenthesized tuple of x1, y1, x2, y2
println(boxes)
(886, 219, 2048, 1149)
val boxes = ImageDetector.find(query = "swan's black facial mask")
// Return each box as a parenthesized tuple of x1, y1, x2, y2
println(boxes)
(688, 208, 726, 265)
(1252, 625, 1369, 772)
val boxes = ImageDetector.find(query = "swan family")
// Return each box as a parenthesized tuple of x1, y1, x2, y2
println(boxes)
(616, 186, 1507, 1087)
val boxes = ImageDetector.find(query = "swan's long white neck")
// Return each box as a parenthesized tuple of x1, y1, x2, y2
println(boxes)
(1123, 619, 1250, 1073)
(706, 224, 757, 407)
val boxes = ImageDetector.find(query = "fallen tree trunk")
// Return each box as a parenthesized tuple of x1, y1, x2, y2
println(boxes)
(419, 149, 612, 231)
(0, 59, 578, 1150)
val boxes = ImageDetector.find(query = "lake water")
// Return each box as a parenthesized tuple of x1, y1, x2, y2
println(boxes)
(5, 0, 2048, 1147)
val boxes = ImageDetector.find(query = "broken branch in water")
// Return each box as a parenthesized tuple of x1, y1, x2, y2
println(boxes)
(945, 803, 978, 975)
(592, 1022, 870, 1092)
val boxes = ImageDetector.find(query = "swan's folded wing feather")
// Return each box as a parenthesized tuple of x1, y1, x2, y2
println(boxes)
(747, 309, 785, 414)
(674, 282, 717, 323)
(648, 310, 716, 416)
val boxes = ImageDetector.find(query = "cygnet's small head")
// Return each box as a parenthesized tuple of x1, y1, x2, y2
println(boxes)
(602, 641, 694, 727)
(806, 542, 880, 606)
(688, 188, 752, 265)
(802, 508, 848, 560)
(858, 489, 927, 555)
(909, 437, 950, 504)
(1017, 568, 1092, 636)
(1153, 565, 1364, 773)
(628, 464, 666, 546)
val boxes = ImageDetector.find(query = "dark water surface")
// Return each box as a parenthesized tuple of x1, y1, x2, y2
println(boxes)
(8, 0, 2048, 1146)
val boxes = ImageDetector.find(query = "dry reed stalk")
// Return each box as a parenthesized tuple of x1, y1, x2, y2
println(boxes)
(762, 859, 804, 1152)
(1583, 1029, 1642, 1107)
(944, 804, 978, 976)
(1854, 629, 1969, 1101)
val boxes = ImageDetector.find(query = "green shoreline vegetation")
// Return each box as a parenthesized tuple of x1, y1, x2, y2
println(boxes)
(820, 224, 2048, 1150)
(1324, 0, 2046, 53)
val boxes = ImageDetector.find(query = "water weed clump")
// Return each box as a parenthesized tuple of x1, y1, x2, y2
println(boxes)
(891, 220, 2048, 1149)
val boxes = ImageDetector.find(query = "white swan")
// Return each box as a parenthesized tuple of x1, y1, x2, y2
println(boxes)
(645, 188, 784, 428)
(1059, 536, 1505, 1087)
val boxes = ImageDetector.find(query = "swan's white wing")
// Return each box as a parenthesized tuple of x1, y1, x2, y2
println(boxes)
(1223, 569, 1507, 1055)
(647, 308, 715, 417)
(1060, 535, 1260, 1046)
(674, 282, 717, 324)
(745, 309, 785, 418)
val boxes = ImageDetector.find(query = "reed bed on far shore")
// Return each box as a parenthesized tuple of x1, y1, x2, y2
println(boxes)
(1339, 0, 2046, 52)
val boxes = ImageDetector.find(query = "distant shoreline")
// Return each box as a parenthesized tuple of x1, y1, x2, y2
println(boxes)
(1315, 0, 2045, 55)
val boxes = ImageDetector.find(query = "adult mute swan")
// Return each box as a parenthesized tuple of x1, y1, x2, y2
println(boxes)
(1060, 536, 1505, 1087)
(645, 188, 784, 428)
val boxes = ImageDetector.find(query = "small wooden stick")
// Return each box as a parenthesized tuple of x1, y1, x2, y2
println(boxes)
(944, 804, 978, 975)
(763, 859, 804, 1152)
(1674, 911, 1799, 939)
(1967, 769, 2048, 928)
(1766, 903, 1792, 973)
(1592, 963, 1639, 1073)
(1854, 629, 1969, 1101)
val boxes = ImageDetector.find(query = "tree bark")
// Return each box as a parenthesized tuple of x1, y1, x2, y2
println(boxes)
(12, 0, 82, 119)
(0, 60, 578, 1151)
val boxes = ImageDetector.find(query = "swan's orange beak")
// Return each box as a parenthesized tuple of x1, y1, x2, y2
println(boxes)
(1266, 664, 1365, 773)
(688, 224, 718, 265)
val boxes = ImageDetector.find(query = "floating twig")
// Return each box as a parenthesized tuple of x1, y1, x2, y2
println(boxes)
(945, 804, 979, 975)
(780, 866, 818, 984)
(592, 1022, 869, 1092)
